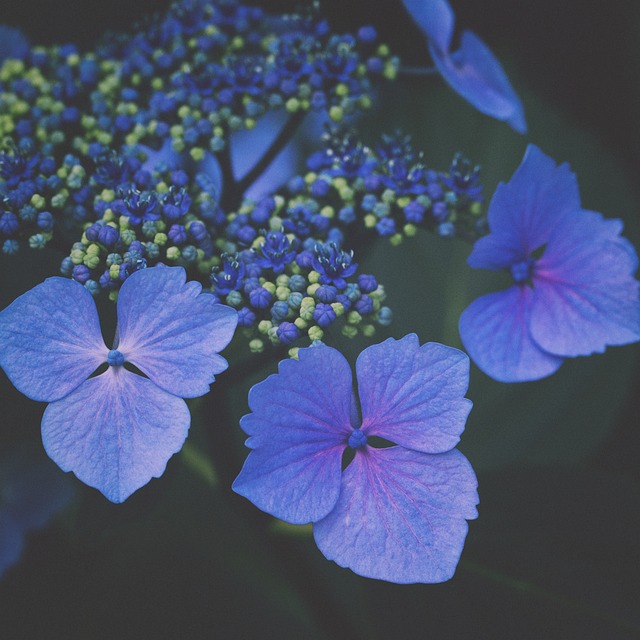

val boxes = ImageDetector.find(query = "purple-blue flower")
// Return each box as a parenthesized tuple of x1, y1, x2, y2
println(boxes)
(233, 335, 478, 583)
(0, 267, 238, 502)
(459, 145, 640, 382)
(402, 0, 526, 133)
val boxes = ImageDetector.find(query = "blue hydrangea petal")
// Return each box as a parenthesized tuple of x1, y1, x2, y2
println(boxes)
(233, 346, 354, 524)
(475, 145, 580, 262)
(0, 278, 107, 402)
(430, 30, 526, 134)
(232, 109, 299, 200)
(41, 367, 190, 503)
(459, 286, 564, 382)
(356, 335, 472, 453)
(314, 447, 478, 583)
(529, 211, 640, 357)
(466, 232, 528, 270)
(0, 513, 23, 578)
(0, 26, 29, 61)
(116, 267, 238, 398)
(402, 0, 455, 54)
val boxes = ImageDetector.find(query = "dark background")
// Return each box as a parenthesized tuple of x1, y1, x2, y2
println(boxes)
(1, 1, 639, 638)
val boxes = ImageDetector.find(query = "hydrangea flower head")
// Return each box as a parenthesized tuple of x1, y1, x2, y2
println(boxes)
(459, 145, 640, 382)
(402, 0, 527, 133)
(233, 334, 478, 583)
(0, 266, 238, 502)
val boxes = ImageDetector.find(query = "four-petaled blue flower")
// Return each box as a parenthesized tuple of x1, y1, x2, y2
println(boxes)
(402, 0, 527, 133)
(459, 144, 640, 382)
(233, 334, 478, 583)
(0, 266, 238, 502)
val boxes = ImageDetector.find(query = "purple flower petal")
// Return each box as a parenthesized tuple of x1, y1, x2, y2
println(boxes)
(116, 267, 238, 398)
(402, 0, 455, 54)
(430, 30, 526, 134)
(314, 447, 478, 583)
(41, 367, 190, 503)
(0, 513, 23, 578)
(356, 335, 472, 453)
(475, 145, 580, 262)
(529, 211, 640, 356)
(231, 109, 300, 200)
(233, 346, 353, 524)
(0, 278, 107, 402)
(466, 232, 528, 271)
(459, 286, 564, 382)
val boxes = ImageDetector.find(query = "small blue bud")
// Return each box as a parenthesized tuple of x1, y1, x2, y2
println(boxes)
(276, 321, 299, 345)
(348, 429, 368, 449)
(107, 349, 125, 367)
(377, 306, 393, 326)
(238, 307, 257, 328)
(271, 300, 289, 322)
(358, 274, 378, 293)
(250, 286, 272, 309)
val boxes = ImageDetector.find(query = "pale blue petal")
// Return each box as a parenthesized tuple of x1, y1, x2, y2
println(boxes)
(430, 30, 526, 134)
(140, 138, 182, 173)
(402, 0, 455, 54)
(0, 278, 107, 402)
(482, 145, 580, 255)
(459, 286, 563, 382)
(466, 232, 528, 270)
(0, 513, 23, 579)
(356, 335, 472, 453)
(231, 109, 299, 200)
(199, 152, 224, 198)
(116, 267, 238, 398)
(233, 346, 353, 524)
(314, 447, 478, 584)
(530, 211, 640, 356)
(0, 26, 29, 61)
(1, 450, 74, 530)
(41, 367, 190, 503)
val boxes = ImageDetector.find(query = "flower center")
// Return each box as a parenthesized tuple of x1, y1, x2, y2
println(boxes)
(510, 259, 534, 284)
(107, 349, 125, 367)
(348, 428, 368, 449)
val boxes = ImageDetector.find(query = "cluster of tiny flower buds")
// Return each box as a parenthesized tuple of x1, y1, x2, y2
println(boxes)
(0, 0, 397, 253)
(295, 128, 485, 243)
(0, 0, 484, 354)
(210, 239, 391, 352)
(58, 151, 221, 299)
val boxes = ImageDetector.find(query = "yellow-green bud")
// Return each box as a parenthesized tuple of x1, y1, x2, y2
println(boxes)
(258, 320, 273, 335)
(361, 324, 376, 338)
(331, 302, 345, 317)
(288, 347, 300, 360)
(166, 246, 180, 261)
(249, 339, 264, 354)
(308, 326, 324, 341)
(30, 194, 45, 209)
(329, 106, 343, 121)
(342, 325, 358, 339)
